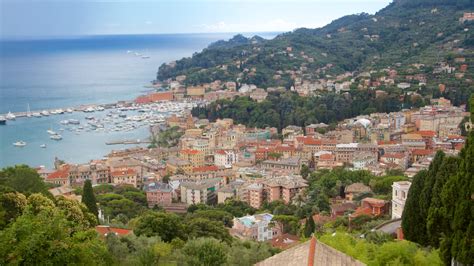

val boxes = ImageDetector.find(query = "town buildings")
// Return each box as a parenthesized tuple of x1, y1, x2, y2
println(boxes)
(231, 213, 277, 241)
(144, 182, 173, 207)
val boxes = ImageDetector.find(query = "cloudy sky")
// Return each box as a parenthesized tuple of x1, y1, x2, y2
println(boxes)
(0, 0, 392, 39)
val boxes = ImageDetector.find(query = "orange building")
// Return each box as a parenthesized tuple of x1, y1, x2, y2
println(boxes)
(179, 149, 205, 166)
(135, 91, 173, 104)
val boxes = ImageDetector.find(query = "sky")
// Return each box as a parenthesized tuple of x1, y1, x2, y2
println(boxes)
(0, 0, 392, 39)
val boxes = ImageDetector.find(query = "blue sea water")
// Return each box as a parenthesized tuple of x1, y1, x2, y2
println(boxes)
(0, 33, 278, 168)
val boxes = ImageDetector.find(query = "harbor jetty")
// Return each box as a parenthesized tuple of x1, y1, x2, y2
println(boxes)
(106, 139, 151, 145)
(0, 101, 133, 119)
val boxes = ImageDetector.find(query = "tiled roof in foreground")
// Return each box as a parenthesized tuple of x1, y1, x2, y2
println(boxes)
(256, 236, 365, 266)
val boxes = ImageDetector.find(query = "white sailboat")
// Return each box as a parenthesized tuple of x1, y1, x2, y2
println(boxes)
(27, 104, 31, 117)
(40, 144, 47, 148)
(47, 123, 57, 135)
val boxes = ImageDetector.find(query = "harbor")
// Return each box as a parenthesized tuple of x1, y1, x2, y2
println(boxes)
(0, 99, 202, 168)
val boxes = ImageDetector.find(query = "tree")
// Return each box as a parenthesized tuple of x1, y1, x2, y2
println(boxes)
(439, 95, 474, 265)
(304, 214, 316, 237)
(227, 241, 274, 266)
(185, 218, 232, 243)
(401, 170, 428, 244)
(188, 209, 234, 227)
(426, 156, 460, 248)
(0, 193, 111, 265)
(132, 212, 183, 242)
(419, 151, 445, 242)
(0, 165, 50, 196)
(82, 180, 98, 217)
(162, 174, 171, 184)
(300, 164, 311, 179)
(181, 238, 228, 266)
(0, 192, 27, 229)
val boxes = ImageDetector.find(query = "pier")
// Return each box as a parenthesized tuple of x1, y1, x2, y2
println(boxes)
(106, 139, 151, 145)
(0, 101, 134, 119)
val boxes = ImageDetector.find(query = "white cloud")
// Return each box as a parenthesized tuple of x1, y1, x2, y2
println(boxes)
(195, 18, 324, 33)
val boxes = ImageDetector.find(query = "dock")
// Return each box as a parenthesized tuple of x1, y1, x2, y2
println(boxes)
(0, 101, 134, 119)
(106, 139, 151, 145)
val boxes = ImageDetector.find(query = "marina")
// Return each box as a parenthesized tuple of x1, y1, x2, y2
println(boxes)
(0, 99, 201, 168)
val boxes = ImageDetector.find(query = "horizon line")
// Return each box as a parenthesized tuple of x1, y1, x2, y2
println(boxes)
(0, 31, 285, 42)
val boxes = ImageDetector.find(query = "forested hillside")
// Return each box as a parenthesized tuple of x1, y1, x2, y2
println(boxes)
(157, 0, 473, 89)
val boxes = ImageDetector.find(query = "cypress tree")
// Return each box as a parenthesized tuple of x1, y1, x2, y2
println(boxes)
(304, 215, 315, 237)
(440, 95, 474, 265)
(426, 156, 460, 248)
(82, 180, 98, 217)
(417, 151, 445, 245)
(401, 170, 428, 244)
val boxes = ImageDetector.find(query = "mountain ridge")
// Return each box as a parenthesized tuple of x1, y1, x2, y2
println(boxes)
(157, 0, 473, 93)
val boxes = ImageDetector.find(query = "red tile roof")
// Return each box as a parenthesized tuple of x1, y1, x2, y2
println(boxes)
(47, 165, 70, 180)
(95, 225, 132, 237)
(192, 165, 219, 172)
(296, 136, 322, 145)
(270, 233, 300, 249)
(215, 150, 227, 155)
(111, 168, 136, 177)
(412, 149, 434, 156)
(319, 154, 334, 160)
(414, 130, 436, 137)
(448, 135, 464, 140)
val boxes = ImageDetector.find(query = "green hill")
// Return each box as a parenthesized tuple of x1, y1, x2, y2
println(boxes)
(157, 0, 473, 91)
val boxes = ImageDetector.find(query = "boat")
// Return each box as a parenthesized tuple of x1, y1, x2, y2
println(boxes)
(40, 144, 47, 148)
(6, 112, 16, 120)
(68, 119, 80, 125)
(0, 116, 6, 125)
(32, 112, 42, 118)
(96, 106, 105, 111)
(85, 115, 95, 120)
(13, 141, 27, 147)
(41, 110, 50, 116)
(66, 108, 74, 113)
(84, 107, 95, 113)
(50, 134, 62, 140)
(26, 104, 31, 117)
(47, 129, 57, 135)
(60, 120, 69, 125)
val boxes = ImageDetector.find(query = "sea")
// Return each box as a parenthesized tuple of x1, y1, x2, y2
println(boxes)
(0, 33, 278, 168)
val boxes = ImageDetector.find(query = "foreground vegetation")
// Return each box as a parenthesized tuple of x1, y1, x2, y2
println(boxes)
(402, 96, 474, 265)
(319, 231, 442, 266)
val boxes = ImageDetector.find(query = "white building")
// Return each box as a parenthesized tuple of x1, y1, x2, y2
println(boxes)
(232, 213, 275, 241)
(391, 181, 412, 219)
(180, 178, 222, 205)
(214, 149, 238, 168)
